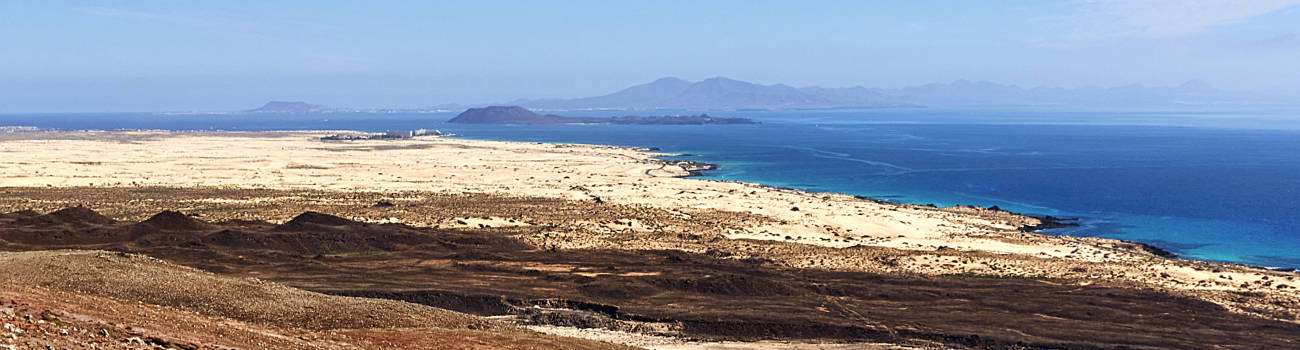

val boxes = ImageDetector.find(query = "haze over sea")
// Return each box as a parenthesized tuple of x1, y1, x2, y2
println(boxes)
(4, 108, 1299, 268)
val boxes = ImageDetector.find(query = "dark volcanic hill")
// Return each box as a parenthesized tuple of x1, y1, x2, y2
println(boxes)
(447, 106, 574, 124)
(448, 106, 755, 125)
(246, 101, 327, 113)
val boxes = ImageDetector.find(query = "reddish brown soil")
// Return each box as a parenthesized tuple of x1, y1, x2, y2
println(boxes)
(0, 252, 631, 350)
(4, 206, 1298, 349)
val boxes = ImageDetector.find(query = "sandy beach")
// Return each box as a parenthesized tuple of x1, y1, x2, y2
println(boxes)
(1, 130, 1042, 251)
(2, 130, 1298, 348)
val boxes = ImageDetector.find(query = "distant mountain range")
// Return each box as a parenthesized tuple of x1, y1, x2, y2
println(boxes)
(244, 77, 1280, 114)
(506, 77, 1269, 110)
(448, 106, 755, 125)
(508, 77, 905, 110)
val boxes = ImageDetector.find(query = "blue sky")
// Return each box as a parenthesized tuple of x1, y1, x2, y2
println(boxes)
(3, 0, 1299, 112)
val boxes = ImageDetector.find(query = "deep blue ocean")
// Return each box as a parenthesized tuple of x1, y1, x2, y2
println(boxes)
(3, 108, 1299, 268)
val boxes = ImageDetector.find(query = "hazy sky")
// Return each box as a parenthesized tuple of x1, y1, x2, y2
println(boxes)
(3, 0, 1300, 112)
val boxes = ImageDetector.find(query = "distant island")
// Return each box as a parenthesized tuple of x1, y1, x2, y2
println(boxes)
(506, 76, 1258, 110)
(233, 76, 1269, 115)
(447, 106, 756, 125)
(245, 101, 328, 113)
(232, 76, 1267, 115)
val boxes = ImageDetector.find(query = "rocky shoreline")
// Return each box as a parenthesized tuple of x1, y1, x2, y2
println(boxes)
(626, 142, 1298, 285)
(649, 147, 1240, 274)
(649, 150, 1190, 261)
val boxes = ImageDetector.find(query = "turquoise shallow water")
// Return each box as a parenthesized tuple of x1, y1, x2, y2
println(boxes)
(3, 108, 1299, 267)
